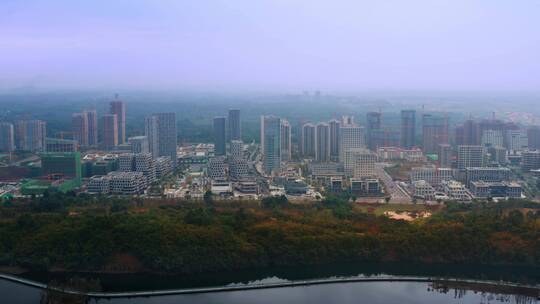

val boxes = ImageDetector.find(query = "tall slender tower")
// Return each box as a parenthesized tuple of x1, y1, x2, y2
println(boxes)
(101, 114, 118, 150)
(301, 123, 316, 157)
(145, 115, 159, 158)
(366, 112, 382, 150)
(213, 117, 226, 156)
(422, 114, 449, 154)
(72, 112, 89, 147)
(280, 119, 292, 162)
(329, 119, 341, 162)
(400, 110, 416, 148)
(315, 122, 330, 162)
(14, 120, 46, 152)
(86, 110, 98, 146)
(110, 99, 126, 144)
(228, 109, 241, 142)
(0, 122, 15, 152)
(262, 116, 281, 175)
(147, 113, 177, 167)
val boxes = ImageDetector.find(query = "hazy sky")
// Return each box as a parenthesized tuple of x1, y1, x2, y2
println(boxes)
(1, 0, 539, 92)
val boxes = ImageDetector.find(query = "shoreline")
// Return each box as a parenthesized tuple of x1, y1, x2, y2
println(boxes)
(1, 272, 539, 299)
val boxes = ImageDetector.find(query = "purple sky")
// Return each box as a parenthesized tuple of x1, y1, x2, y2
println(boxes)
(1, 0, 539, 92)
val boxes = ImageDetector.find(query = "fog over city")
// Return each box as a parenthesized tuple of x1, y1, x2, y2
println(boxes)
(1, 0, 540, 92)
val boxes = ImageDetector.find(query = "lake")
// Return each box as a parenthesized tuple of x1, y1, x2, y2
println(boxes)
(2, 263, 539, 303)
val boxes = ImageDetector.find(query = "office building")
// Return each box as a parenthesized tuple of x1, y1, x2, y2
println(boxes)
(488, 146, 507, 165)
(339, 125, 366, 162)
(280, 119, 292, 161)
(481, 129, 504, 148)
(412, 180, 435, 200)
(110, 100, 126, 144)
(505, 129, 528, 152)
(457, 145, 485, 169)
(229, 159, 250, 181)
(366, 112, 382, 150)
(527, 126, 540, 150)
(350, 178, 381, 195)
(465, 167, 511, 186)
(41, 152, 82, 183)
(146, 113, 177, 167)
(315, 122, 330, 162)
(441, 180, 469, 201)
(377, 147, 424, 162)
(213, 117, 226, 156)
(455, 119, 480, 146)
(87, 175, 111, 194)
(72, 112, 89, 147)
(329, 119, 340, 161)
(14, 120, 46, 152)
(228, 109, 241, 142)
(400, 110, 416, 148)
(155, 156, 173, 177)
(145, 115, 159, 158)
(230, 139, 243, 160)
(370, 128, 400, 149)
(101, 114, 118, 150)
(134, 153, 157, 184)
(470, 181, 522, 198)
(301, 123, 316, 157)
(45, 138, 78, 153)
(86, 110, 98, 146)
(522, 150, 540, 172)
(438, 144, 452, 168)
(110, 171, 146, 195)
(207, 156, 227, 180)
(118, 153, 135, 171)
(0, 122, 15, 152)
(410, 167, 454, 187)
(262, 116, 281, 174)
(343, 148, 376, 177)
(422, 114, 449, 154)
(128, 136, 149, 154)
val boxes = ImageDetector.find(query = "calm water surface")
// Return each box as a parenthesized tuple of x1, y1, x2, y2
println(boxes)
(1, 279, 538, 304)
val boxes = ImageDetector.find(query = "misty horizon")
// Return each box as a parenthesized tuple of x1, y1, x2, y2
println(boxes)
(1, 1, 539, 92)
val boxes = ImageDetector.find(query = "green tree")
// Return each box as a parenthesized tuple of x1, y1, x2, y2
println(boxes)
(203, 190, 214, 205)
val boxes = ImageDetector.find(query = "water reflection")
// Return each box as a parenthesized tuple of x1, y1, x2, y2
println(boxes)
(429, 281, 539, 304)
(3, 278, 537, 304)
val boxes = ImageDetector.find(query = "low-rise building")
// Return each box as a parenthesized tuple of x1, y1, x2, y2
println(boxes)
(410, 167, 454, 187)
(464, 167, 511, 186)
(329, 177, 343, 193)
(87, 171, 146, 195)
(377, 147, 424, 162)
(87, 175, 111, 194)
(412, 180, 435, 200)
(211, 179, 232, 195)
(155, 156, 173, 177)
(522, 150, 540, 172)
(235, 181, 258, 194)
(350, 178, 381, 196)
(469, 181, 522, 198)
(441, 180, 469, 202)
(207, 156, 227, 180)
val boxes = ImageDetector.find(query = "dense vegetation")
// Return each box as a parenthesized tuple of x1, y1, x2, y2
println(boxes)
(0, 192, 539, 275)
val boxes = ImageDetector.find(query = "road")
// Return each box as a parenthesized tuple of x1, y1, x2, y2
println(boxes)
(375, 163, 411, 203)
(11, 155, 40, 166)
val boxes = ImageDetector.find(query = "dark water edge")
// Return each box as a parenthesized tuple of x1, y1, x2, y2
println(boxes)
(2, 279, 539, 304)
(17, 262, 540, 292)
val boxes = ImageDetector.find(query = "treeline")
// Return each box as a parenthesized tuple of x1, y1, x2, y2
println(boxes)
(0, 194, 539, 274)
